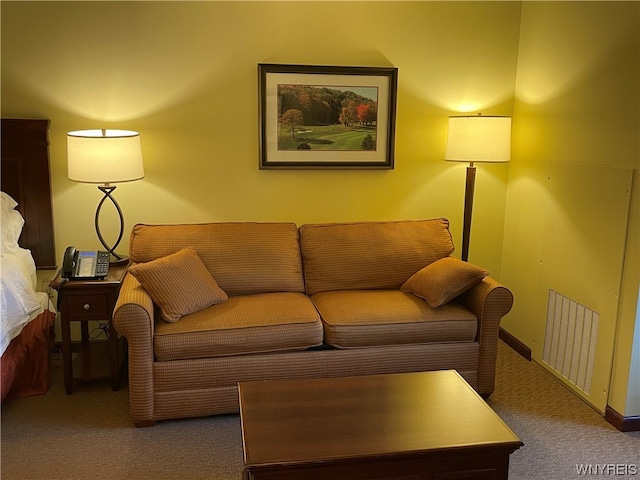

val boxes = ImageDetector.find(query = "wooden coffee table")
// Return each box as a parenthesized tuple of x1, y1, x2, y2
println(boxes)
(239, 370, 522, 480)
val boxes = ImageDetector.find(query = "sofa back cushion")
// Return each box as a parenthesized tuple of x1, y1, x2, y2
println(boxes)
(129, 222, 304, 296)
(300, 219, 454, 295)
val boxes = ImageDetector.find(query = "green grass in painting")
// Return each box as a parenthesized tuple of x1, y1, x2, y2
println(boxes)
(278, 124, 377, 151)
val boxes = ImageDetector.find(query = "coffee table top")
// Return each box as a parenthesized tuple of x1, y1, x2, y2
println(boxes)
(239, 370, 522, 468)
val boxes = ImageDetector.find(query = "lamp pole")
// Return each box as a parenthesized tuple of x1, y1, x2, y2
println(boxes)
(461, 162, 476, 262)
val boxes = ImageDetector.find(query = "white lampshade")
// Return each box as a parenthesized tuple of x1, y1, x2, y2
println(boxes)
(445, 116, 511, 163)
(67, 129, 144, 184)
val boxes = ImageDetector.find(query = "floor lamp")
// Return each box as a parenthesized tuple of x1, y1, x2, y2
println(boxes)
(445, 115, 511, 262)
(67, 129, 144, 265)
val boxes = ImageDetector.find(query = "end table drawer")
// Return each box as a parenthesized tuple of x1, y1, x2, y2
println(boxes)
(66, 295, 109, 320)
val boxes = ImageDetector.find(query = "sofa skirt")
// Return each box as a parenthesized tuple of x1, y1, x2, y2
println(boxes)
(150, 342, 479, 422)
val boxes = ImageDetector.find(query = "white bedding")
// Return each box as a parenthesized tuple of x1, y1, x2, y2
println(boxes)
(1, 192, 53, 355)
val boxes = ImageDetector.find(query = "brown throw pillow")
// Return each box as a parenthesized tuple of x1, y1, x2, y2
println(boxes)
(401, 257, 489, 308)
(129, 246, 228, 322)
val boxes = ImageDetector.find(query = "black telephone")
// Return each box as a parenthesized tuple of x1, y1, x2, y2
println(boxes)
(62, 246, 110, 279)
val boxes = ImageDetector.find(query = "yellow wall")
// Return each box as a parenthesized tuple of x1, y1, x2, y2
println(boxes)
(1, 1, 520, 280)
(504, 2, 639, 416)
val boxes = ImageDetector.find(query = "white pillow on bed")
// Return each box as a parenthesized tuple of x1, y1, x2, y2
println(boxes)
(0, 249, 41, 354)
(1, 191, 18, 212)
(0, 192, 42, 354)
(1, 192, 25, 255)
(1, 210, 25, 253)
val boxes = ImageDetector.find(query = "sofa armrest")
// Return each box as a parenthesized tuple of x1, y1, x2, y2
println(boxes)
(457, 276, 513, 396)
(113, 273, 156, 427)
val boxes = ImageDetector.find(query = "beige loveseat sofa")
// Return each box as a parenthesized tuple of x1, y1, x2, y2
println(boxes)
(113, 219, 513, 427)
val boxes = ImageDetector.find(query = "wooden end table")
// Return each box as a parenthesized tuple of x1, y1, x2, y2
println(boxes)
(50, 263, 128, 394)
(239, 370, 523, 480)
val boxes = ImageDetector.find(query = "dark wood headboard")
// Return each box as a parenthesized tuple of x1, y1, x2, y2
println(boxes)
(1, 118, 56, 269)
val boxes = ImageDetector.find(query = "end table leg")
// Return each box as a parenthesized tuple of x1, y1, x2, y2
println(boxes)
(61, 315, 73, 395)
(108, 319, 120, 391)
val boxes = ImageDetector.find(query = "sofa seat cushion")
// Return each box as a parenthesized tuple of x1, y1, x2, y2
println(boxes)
(311, 290, 477, 349)
(154, 292, 323, 361)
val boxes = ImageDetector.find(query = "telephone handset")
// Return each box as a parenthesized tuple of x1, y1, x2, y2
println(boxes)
(62, 246, 110, 279)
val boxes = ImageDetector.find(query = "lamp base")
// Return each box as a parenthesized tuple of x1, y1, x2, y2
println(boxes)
(94, 185, 130, 267)
(109, 253, 129, 266)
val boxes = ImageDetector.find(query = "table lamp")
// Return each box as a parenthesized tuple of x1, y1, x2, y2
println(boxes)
(445, 114, 511, 261)
(67, 129, 144, 265)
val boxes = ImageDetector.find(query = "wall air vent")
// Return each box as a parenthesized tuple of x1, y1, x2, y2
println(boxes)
(542, 289, 599, 395)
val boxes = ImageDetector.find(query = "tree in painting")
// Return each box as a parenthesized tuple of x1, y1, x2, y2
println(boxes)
(361, 134, 375, 150)
(339, 101, 358, 129)
(280, 109, 305, 139)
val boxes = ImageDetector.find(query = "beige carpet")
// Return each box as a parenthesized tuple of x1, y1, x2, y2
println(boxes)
(489, 343, 639, 479)
(1, 341, 638, 479)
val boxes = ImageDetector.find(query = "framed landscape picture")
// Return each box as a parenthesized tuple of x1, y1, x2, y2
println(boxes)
(258, 64, 398, 169)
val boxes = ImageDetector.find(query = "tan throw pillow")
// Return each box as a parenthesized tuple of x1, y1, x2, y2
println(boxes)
(129, 246, 228, 322)
(401, 257, 489, 308)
